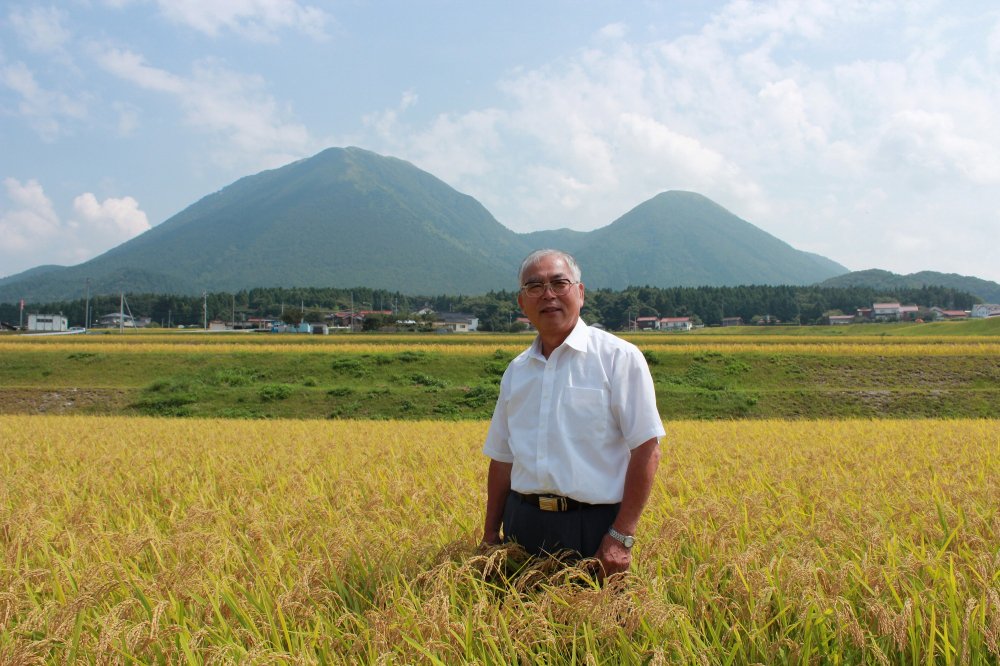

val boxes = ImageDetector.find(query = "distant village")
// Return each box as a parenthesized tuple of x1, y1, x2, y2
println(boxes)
(14, 306, 489, 334)
(14, 301, 1000, 334)
(633, 302, 1000, 330)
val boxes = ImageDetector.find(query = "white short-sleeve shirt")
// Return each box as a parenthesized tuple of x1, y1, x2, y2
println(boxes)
(483, 318, 665, 504)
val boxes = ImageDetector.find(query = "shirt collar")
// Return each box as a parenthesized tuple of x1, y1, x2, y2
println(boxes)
(563, 317, 590, 352)
(528, 317, 589, 359)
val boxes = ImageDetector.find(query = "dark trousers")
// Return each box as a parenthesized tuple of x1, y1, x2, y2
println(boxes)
(502, 492, 620, 558)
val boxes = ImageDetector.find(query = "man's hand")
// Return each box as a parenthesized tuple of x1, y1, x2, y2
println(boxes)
(479, 530, 502, 549)
(594, 533, 631, 579)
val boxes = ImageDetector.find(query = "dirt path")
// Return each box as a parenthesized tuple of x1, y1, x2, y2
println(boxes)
(0, 388, 134, 415)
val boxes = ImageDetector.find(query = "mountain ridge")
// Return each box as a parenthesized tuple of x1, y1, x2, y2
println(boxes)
(820, 268, 1000, 304)
(1, 147, 854, 302)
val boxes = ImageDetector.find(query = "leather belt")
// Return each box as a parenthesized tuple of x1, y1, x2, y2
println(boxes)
(515, 491, 587, 512)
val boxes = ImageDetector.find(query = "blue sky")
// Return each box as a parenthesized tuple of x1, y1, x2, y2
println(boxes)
(2, 1, 999, 285)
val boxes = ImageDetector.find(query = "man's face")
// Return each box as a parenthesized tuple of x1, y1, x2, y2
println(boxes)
(517, 255, 585, 339)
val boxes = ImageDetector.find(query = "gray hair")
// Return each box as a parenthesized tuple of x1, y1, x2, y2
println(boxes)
(518, 249, 582, 284)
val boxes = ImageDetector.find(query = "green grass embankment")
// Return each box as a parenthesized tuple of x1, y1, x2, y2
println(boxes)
(2, 345, 997, 419)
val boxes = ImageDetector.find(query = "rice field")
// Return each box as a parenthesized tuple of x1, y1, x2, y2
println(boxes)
(2, 416, 998, 664)
(2, 332, 999, 356)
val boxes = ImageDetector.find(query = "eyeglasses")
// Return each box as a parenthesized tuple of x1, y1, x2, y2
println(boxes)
(520, 279, 579, 297)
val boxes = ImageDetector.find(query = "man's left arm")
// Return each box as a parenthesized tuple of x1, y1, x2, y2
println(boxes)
(594, 436, 661, 577)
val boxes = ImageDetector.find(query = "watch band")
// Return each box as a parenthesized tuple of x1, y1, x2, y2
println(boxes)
(608, 527, 635, 549)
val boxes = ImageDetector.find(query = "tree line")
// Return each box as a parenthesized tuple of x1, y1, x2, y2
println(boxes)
(0, 283, 979, 331)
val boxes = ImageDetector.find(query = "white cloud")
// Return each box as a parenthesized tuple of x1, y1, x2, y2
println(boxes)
(8, 5, 71, 54)
(72, 192, 150, 240)
(598, 23, 628, 41)
(0, 178, 61, 255)
(113, 101, 140, 136)
(878, 109, 1000, 185)
(96, 48, 184, 93)
(153, 0, 330, 41)
(0, 62, 87, 140)
(0, 179, 150, 277)
(95, 48, 313, 169)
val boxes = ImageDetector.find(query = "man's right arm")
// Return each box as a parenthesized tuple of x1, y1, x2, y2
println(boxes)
(482, 459, 513, 545)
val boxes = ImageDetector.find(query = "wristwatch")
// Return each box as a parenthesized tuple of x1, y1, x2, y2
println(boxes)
(608, 527, 635, 549)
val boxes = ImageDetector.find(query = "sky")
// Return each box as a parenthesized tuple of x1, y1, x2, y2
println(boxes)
(2, 0, 999, 285)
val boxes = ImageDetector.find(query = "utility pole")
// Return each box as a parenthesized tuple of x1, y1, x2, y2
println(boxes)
(84, 278, 91, 329)
(203, 292, 207, 330)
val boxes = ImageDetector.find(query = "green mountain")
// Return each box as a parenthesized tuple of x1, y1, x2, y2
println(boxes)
(820, 269, 1000, 303)
(0, 148, 851, 302)
(0, 264, 67, 286)
(1, 148, 529, 300)
(565, 191, 847, 289)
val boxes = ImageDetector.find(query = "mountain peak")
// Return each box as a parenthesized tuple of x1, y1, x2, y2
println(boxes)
(0, 148, 849, 302)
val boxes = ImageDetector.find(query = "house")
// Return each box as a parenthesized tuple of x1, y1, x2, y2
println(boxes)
(635, 316, 659, 330)
(971, 304, 1000, 318)
(659, 317, 692, 331)
(872, 303, 901, 321)
(98, 312, 135, 328)
(270, 322, 312, 333)
(899, 305, 919, 321)
(27, 314, 68, 332)
(827, 315, 855, 325)
(309, 323, 329, 335)
(515, 317, 535, 331)
(244, 317, 279, 331)
(931, 307, 969, 320)
(433, 313, 479, 333)
(208, 320, 228, 331)
(721, 317, 743, 327)
(327, 311, 364, 328)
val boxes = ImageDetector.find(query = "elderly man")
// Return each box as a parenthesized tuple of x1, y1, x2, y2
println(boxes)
(481, 249, 664, 577)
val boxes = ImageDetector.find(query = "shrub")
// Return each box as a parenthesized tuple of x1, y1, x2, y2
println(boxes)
(259, 383, 293, 402)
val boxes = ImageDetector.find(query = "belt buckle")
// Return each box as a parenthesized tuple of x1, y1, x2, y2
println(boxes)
(538, 495, 567, 512)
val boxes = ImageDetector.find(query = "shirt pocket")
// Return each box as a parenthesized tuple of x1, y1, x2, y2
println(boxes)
(561, 386, 608, 442)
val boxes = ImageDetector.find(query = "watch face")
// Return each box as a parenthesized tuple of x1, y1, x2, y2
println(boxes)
(623, 535, 635, 548)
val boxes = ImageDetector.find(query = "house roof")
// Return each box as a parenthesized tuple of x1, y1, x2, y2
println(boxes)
(660, 317, 691, 323)
(437, 312, 476, 323)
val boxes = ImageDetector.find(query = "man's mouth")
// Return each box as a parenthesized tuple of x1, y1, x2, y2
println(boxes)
(539, 305, 561, 314)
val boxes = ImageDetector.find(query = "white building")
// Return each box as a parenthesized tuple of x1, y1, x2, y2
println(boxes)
(872, 302, 901, 321)
(27, 314, 68, 332)
(971, 304, 1000, 318)
(433, 313, 479, 332)
(659, 317, 693, 331)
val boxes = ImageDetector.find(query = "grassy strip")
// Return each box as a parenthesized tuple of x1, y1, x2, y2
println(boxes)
(2, 347, 999, 419)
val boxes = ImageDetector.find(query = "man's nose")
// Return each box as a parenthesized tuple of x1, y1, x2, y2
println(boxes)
(540, 285, 559, 297)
